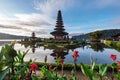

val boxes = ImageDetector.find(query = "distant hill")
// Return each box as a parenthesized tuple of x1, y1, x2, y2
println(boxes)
(72, 29, 120, 41)
(69, 33, 83, 36)
(0, 33, 27, 39)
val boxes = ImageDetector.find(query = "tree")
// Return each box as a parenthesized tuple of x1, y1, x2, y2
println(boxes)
(90, 31, 103, 40)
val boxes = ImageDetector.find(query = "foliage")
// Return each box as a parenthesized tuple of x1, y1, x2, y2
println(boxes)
(90, 31, 103, 40)
(72, 29, 120, 41)
(0, 65, 11, 80)
(90, 43, 104, 52)
(1, 43, 120, 80)
(81, 61, 108, 80)
(81, 61, 97, 80)
(98, 64, 108, 77)
(32, 65, 67, 80)
(105, 40, 120, 52)
(115, 73, 120, 80)
(105, 40, 111, 47)
(0, 44, 17, 80)
(0, 44, 31, 80)
(15, 50, 29, 64)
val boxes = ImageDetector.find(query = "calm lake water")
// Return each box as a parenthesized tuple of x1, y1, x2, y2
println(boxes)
(0, 40, 120, 64)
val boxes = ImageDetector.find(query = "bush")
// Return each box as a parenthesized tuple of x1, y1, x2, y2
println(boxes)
(116, 42, 120, 48)
(105, 40, 112, 47)
(105, 40, 120, 52)
(47, 44, 57, 48)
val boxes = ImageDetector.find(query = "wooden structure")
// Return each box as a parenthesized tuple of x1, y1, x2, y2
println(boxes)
(50, 10, 69, 41)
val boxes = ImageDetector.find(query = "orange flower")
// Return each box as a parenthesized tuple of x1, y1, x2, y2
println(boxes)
(29, 63, 38, 71)
(72, 50, 79, 60)
(110, 54, 117, 61)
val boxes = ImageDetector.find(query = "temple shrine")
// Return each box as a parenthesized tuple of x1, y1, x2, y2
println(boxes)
(50, 10, 69, 41)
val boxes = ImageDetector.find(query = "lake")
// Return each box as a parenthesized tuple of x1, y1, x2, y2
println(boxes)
(0, 40, 120, 64)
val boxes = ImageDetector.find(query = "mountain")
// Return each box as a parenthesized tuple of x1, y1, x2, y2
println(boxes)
(69, 33, 84, 36)
(0, 33, 27, 39)
(72, 29, 120, 41)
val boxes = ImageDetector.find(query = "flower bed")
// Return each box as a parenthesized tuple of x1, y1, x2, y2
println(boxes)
(0, 43, 120, 80)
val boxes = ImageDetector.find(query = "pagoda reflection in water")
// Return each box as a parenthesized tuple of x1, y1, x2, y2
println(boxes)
(50, 48, 69, 60)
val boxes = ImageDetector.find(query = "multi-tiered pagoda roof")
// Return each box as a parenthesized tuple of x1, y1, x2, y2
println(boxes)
(50, 10, 68, 40)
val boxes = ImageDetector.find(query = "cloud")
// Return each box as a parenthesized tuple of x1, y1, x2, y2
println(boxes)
(0, 13, 55, 37)
(34, 0, 75, 16)
(14, 13, 55, 25)
(0, 0, 76, 38)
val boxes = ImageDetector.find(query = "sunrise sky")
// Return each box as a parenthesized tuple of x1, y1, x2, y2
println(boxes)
(0, 0, 120, 38)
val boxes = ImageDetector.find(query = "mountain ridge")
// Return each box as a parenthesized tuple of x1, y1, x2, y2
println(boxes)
(72, 29, 120, 41)
(0, 33, 27, 39)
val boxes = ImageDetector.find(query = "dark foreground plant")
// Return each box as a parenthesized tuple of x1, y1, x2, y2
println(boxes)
(0, 44, 31, 80)
(0, 44, 17, 79)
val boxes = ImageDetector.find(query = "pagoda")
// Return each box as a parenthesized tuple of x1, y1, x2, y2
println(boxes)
(50, 10, 69, 41)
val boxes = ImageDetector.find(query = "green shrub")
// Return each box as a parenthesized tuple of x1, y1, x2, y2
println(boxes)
(105, 40, 120, 52)
(116, 42, 120, 48)
(47, 44, 56, 48)
(105, 40, 112, 46)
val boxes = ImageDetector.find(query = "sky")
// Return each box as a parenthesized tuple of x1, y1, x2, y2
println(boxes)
(0, 0, 120, 38)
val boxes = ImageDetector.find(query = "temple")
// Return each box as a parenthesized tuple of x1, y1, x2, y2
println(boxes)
(50, 10, 69, 41)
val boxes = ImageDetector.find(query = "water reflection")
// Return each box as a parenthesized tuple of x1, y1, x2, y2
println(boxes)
(0, 41, 11, 46)
(31, 44, 36, 53)
(50, 48, 69, 59)
(89, 43, 105, 52)
(18, 42, 120, 64)
(21, 43, 36, 53)
(0, 40, 120, 64)
(21, 42, 111, 56)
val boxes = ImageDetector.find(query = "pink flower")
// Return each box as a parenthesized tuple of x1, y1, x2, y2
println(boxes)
(72, 50, 79, 60)
(110, 54, 117, 61)
(29, 63, 38, 71)
(60, 58, 64, 64)
(49, 64, 52, 71)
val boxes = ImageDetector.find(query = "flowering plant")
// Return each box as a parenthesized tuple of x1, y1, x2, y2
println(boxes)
(29, 63, 38, 71)
(60, 58, 64, 64)
(49, 64, 53, 71)
(72, 50, 79, 61)
(110, 54, 117, 61)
